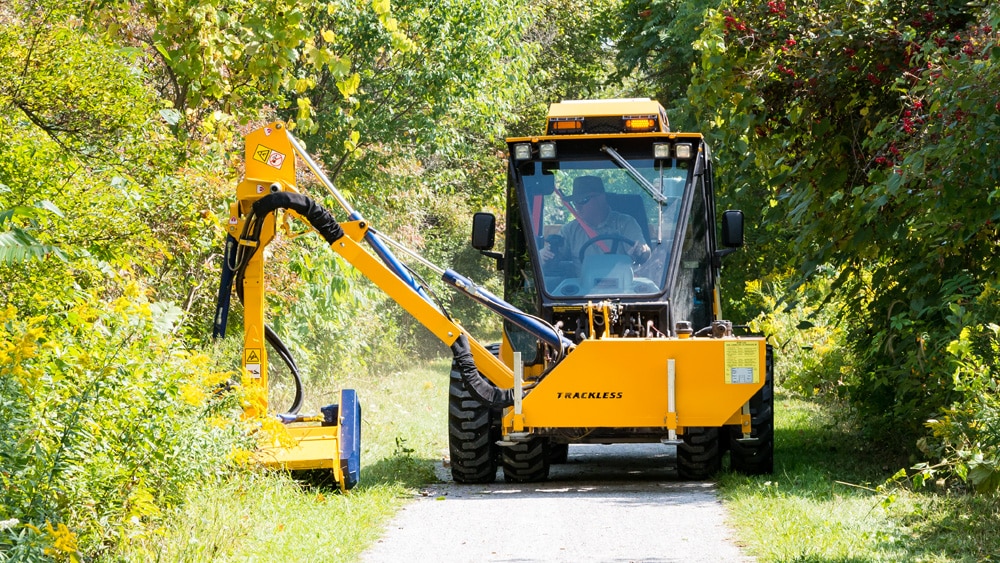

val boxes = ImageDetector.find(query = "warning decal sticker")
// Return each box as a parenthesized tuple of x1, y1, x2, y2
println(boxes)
(245, 348, 262, 379)
(724, 341, 760, 384)
(253, 145, 271, 163)
(252, 144, 286, 170)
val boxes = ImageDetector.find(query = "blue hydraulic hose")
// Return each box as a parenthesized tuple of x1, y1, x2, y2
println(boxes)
(348, 211, 434, 303)
(441, 269, 573, 351)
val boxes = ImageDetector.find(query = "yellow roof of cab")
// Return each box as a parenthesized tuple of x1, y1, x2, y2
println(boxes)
(547, 98, 665, 119)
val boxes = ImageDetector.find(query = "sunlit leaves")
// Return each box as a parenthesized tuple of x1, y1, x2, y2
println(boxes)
(691, 0, 1000, 443)
(0, 287, 246, 557)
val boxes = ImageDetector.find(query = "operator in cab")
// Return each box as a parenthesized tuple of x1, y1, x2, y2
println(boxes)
(539, 175, 651, 270)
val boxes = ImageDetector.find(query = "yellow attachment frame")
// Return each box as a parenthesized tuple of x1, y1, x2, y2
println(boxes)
(230, 123, 515, 484)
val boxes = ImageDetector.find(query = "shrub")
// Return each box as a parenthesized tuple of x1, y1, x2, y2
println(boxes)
(0, 282, 248, 561)
(745, 275, 853, 400)
(913, 286, 1000, 493)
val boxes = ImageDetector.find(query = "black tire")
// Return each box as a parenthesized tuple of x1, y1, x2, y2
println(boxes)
(448, 366, 499, 483)
(502, 438, 551, 482)
(729, 344, 775, 475)
(548, 442, 569, 465)
(678, 427, 722, 480)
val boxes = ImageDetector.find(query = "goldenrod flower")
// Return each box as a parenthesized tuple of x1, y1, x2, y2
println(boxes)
(207, 415, 231, 429)
(228, 447, 252, 466)
(43, 521, 81, 562)
(179, 383, 207, 407)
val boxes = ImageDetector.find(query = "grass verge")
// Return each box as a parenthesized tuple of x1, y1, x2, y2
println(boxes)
(118, 355, 1000, 562)
(116, 357, 452, 562)
(719, 394, 1000, 562)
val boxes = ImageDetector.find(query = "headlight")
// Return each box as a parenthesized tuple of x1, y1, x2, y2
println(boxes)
(674, 143, 693, 159)
(538, 142, 557, 159)
(653, 143, 671, 159)
(512, 143, 532, 161)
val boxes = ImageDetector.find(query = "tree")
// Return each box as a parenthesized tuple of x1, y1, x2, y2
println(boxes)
(690, 0, 999, 436)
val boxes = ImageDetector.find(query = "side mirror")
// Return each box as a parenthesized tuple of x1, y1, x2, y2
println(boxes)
(721, 210, 744, 248)
(471, 212, 496, 250)
(472, 212, 504, 270)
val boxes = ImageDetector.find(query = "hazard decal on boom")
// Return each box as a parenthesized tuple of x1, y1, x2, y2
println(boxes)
(252, 144, 286, 170)
(244, 348, 262, 379)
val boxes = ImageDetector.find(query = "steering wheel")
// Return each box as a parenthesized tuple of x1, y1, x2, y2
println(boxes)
(578, 234, 636, 262)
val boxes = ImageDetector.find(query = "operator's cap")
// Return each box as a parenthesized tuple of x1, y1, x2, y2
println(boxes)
(567, 175, 605, 202)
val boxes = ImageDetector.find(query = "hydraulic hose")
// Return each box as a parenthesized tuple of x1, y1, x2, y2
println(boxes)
(450, 334, 514, 409)
(243, 191, 521, 409)
(250, 192, 344, 245)
(264, 325, 303, 415)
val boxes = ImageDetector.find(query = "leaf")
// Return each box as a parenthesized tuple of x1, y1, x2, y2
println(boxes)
(329, 56, 352, 77)
(150, 301, 183, 334)
(372, 0, 390, 16)
(336, 73, 360, 98)
(154, 42, 172, 63)
(344, 130, 360, 152)
(968, 460, 1000, 493)
(0, 228, 67, 264)
(160, 108, 182, 126)
(321, 29, 335, 42)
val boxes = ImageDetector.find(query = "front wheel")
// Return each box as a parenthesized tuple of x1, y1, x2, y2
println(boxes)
(448, 367, 499, 483)
(678, 427, 722, 480)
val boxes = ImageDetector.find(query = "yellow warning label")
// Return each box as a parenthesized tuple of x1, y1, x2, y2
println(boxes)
(253, 145, 271, 163)
(724, 341, 760, 384)
(245, 348, 261, 364)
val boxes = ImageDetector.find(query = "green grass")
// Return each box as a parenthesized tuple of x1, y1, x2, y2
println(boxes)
(719, 394, 1000, 562)
(118, 357, 1000, 562)
(115, 357, 452, 562)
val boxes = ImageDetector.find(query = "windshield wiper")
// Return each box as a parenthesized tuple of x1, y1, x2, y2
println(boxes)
(601, 145, 670, 206)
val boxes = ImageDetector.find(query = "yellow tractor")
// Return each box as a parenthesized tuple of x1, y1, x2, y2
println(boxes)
(215, 98, 773, 490)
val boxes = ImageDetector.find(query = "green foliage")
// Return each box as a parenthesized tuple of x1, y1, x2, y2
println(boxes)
(0, 284, 247, 560)
(0, 3, 153, 157)
(86, 0, 361, 136)
(721, 396, 1000, 561)
(913, 291, 1000, 493)
(0, 195, 67, 264)
(295, 0, 535, 189)
(744, 275, 853, 400)
(690, 0, 1000, 442)
(613, 0, 722, 129)
(269, 239, 409, 390)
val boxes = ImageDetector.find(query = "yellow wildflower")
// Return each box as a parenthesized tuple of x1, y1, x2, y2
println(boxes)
(0, 304, 16, 322)
(178, 383, 207, 407)
(228, 447, 252, 466)
(207, 415, 231, 429)
(202, 369, 232, 388)
(259, 416, 296, 448)
(43, 521, 81, 562)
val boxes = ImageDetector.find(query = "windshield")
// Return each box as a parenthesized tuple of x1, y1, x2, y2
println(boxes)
(516, 157, 688, 299)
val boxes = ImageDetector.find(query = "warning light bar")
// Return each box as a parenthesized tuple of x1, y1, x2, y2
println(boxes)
(548, 118, 584, 133)
(623, 115, 657, 132)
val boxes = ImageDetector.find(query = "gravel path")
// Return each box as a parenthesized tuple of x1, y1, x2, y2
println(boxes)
(361, 443, 754, 563)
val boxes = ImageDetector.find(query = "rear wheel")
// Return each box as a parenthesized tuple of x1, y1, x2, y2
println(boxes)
(729, 344, 775, 475)
(502, 438, 551, 482)
(678, 427, 722, 480)
(448, 366, 499, 483)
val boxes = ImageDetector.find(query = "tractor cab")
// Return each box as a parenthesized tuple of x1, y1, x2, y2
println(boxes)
(474, 99, 743, 368)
